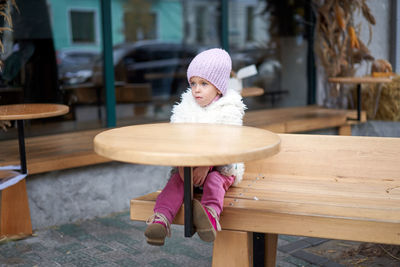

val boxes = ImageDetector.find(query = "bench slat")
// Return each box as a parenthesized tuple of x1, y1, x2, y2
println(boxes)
(236, 177, 400, 199)
(226, 187, 400, 209)
(130, 191, 400, 245)
(245, 134, 400, 181)
(222, 197, 400, 223)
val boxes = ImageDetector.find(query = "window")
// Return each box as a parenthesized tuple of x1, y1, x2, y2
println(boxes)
(70, 10, 96, 44)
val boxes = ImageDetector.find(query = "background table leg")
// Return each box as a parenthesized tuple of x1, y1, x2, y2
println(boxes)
(17, 120, 27, 174)
(357, 83, 361, 121)
(183, 167, 195, 237)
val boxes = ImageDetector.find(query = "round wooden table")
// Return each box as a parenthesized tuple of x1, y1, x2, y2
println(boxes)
(0, 103, 69, 237)
(0, 103, 69, 121)
(94, 123, 281, 236)
(0, 104, 69, 174)
(328, 76, 392, 121)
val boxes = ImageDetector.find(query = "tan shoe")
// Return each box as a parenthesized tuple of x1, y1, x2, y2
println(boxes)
(193, 199, 220, 242)
(144, 213, 170, 246)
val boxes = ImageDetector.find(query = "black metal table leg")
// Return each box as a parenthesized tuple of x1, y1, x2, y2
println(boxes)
(357, 83, 361, 121)
(253, 232, 266, 267)
(17, 120, 27, 174)
(347, 83, 362, 121)
(183, 166, 195, 237)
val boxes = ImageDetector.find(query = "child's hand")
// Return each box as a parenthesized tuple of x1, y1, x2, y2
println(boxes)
(178, 166, 210, 186)
(193, 166, 210, 186)
(178, 167, 185, 182)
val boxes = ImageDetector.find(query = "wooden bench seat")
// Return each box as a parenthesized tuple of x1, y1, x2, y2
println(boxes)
(130, 134, 400, 267)
(244, 105, 366, 135)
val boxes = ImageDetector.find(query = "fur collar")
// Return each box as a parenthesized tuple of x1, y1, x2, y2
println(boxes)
(170, 88, 246, 186)
(171, 88, 246, 125)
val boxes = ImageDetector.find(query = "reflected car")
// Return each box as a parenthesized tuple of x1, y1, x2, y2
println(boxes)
(57, 48, 99, 85)
(92, 41, 203, 98)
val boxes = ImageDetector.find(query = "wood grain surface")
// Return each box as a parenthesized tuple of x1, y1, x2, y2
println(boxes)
(0, 104, 69, 120)
(94, 123, 281, 166)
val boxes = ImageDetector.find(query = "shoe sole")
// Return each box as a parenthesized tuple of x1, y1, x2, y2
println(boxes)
(144, 223, 167, 246)
(145, 237, 165, 246)
(193, 199, 216, 242)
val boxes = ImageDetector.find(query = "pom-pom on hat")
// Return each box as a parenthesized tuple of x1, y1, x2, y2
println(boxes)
(187, 48, 232, 95)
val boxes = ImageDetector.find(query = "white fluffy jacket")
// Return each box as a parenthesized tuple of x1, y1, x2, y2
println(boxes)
(170, 88, 246, 186)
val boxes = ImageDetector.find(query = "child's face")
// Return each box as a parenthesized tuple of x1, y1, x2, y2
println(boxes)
(190, 76, 221, 107)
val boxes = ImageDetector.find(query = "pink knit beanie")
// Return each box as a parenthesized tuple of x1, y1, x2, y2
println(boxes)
(187, 48, 232, 95)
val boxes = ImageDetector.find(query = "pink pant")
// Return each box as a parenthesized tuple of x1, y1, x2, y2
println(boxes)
(154, 169, 235, 224)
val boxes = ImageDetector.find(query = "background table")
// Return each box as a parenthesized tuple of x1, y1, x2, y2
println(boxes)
(241, 87, 264, 98)
(328, 76, 392, 121)
(94, 123, 280, 236)
(0, 103, 69, 237)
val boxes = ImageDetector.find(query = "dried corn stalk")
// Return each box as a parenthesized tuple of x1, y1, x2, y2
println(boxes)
(0, 0, 17, 70)
(313, 0, 376, 108)
(313, 0, 375, 78)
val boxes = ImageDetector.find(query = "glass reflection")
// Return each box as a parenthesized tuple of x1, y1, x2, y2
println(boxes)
(0, 0, 310, 139)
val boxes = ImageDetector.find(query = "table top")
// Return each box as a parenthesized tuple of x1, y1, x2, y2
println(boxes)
(0, 104, 69, 120)
(241, 87, 264, 97)
(328, 76, 392, 84)
(94, 123, 281, 166)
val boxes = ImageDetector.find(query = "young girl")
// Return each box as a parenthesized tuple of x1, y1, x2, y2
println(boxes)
(145, 48, 246, 246)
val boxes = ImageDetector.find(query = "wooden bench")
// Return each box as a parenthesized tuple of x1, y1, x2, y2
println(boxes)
(0, 105, 365, 238)
(130, 134, 400, 267)
(244, 105, 366, 135)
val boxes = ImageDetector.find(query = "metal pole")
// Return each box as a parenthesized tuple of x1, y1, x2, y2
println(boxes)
(184, 167, 195, 237)
(17, 120, 27, 174)
(221, 0, 229, 52)
(100, 0, 116, 127)
(306, 0, 316, 105)
(253, 233, 265, 267)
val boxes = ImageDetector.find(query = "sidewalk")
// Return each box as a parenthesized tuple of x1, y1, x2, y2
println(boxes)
(0, 210, 326, 267)
(3, 211, 398, 267)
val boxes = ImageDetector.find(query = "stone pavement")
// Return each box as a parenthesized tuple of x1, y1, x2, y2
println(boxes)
(0, 210, 348, 267)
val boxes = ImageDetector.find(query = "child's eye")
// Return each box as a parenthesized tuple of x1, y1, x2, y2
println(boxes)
(190, 82, 196, 87)
(202, 82, 208, 86)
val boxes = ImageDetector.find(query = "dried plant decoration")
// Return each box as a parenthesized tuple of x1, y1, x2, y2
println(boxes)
(313, 0, 376, 108)
(313, 0, 375, 78)
(0, 0, 18, 70)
